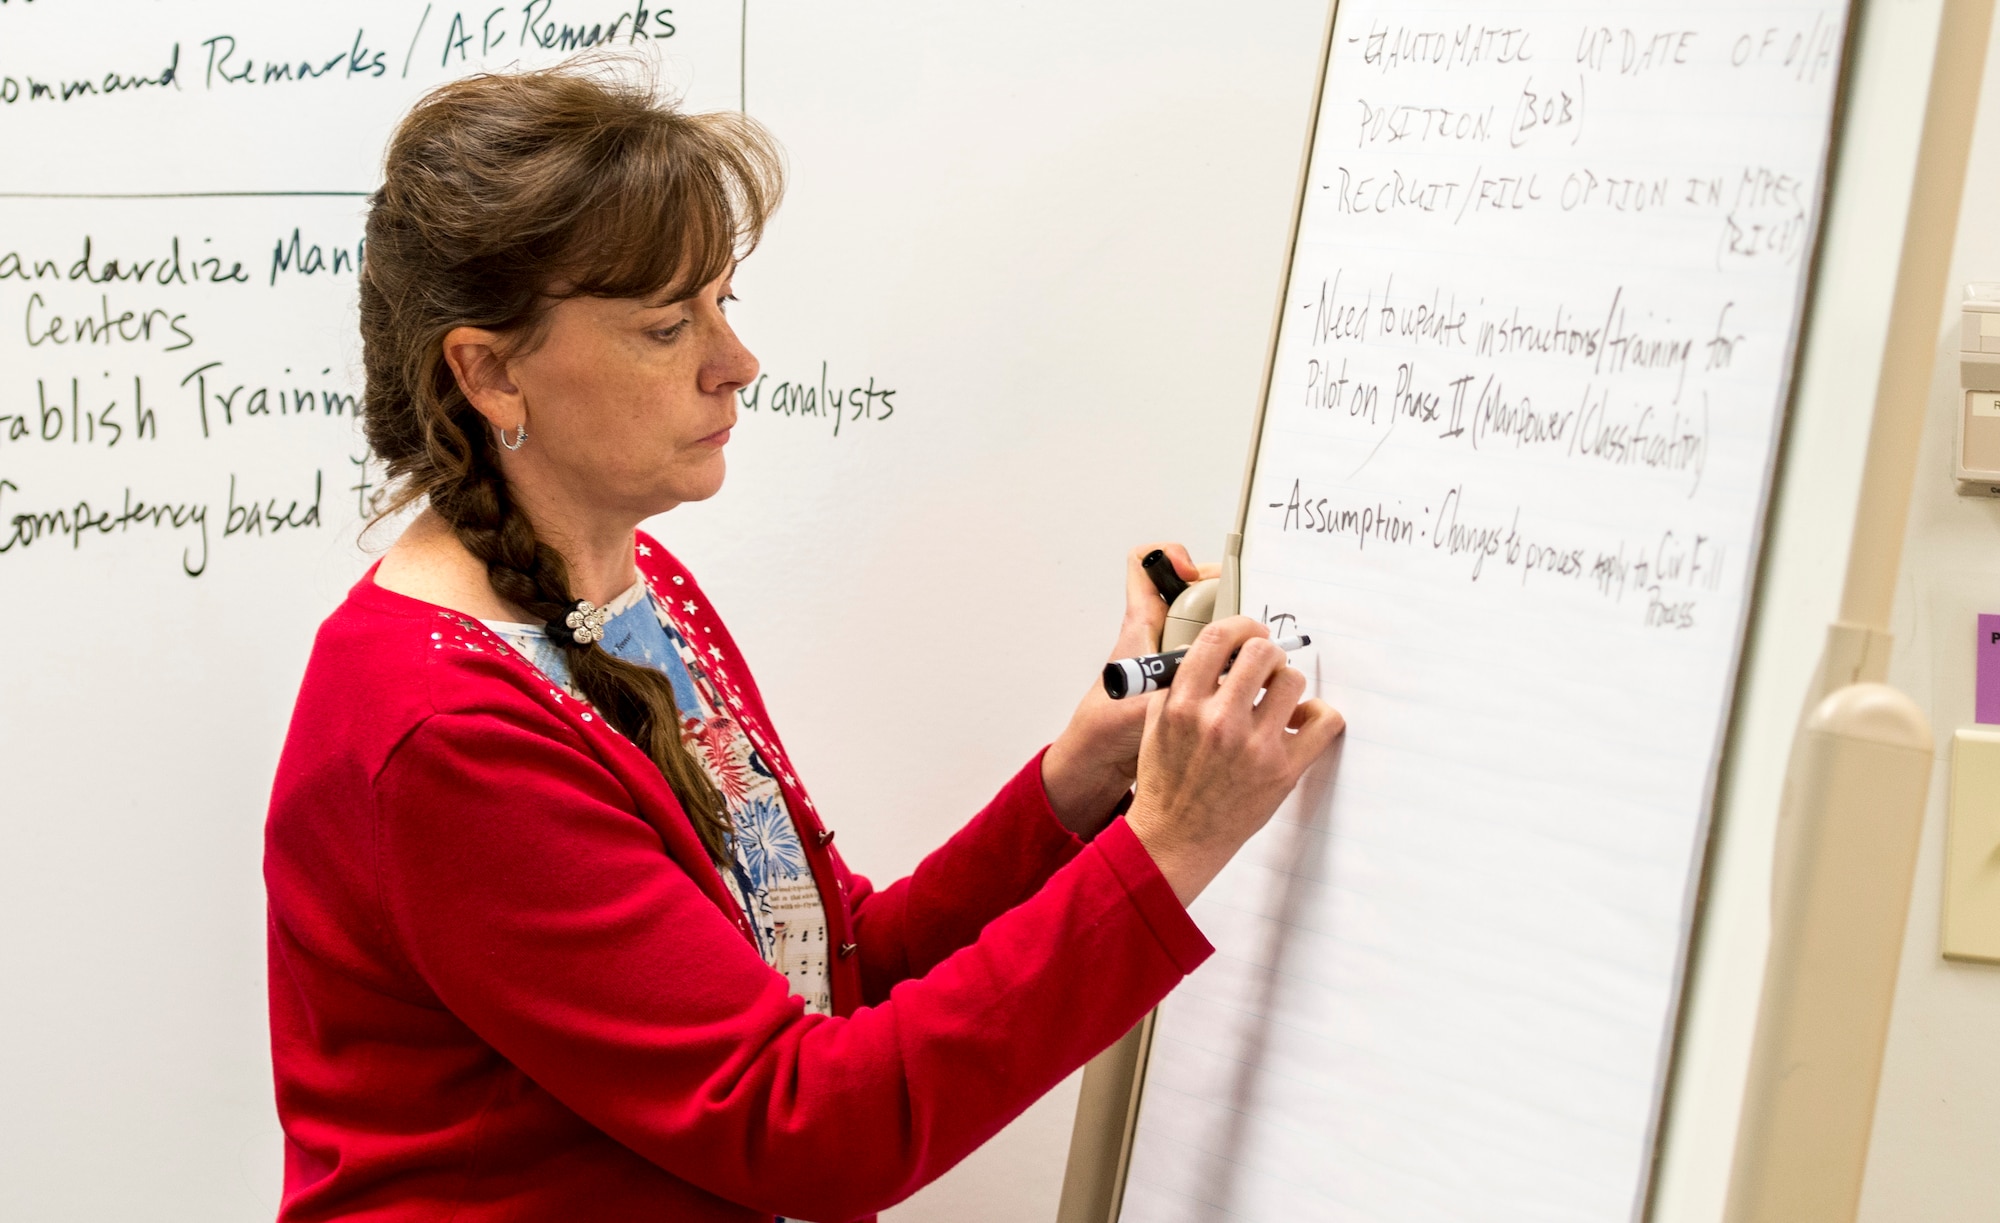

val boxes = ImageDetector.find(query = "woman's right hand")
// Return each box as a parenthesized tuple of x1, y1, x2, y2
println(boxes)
(1125, 616, 1346, 905)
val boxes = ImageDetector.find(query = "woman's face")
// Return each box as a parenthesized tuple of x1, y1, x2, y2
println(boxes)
(495, 271, 757, 524)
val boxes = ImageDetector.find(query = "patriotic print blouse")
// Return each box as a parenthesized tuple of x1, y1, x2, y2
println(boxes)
(484, 578, 833, 1016)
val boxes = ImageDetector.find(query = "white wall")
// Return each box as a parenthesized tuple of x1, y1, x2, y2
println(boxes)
(1860, 13, 2000, 1216)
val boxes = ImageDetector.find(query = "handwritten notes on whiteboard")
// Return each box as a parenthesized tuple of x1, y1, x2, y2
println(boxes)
(1124, 4, 1849, 1220)
(0, 2, 742, 577)
(0, 2, 898, 580)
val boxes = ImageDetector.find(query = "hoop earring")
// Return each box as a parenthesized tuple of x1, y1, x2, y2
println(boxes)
(499, 423, 527, 451)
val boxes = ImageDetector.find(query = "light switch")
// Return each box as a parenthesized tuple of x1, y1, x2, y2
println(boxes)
(1945, 728, 2000, 962)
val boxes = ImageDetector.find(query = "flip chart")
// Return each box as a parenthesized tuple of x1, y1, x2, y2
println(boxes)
(1124, 4, 1853, 1219)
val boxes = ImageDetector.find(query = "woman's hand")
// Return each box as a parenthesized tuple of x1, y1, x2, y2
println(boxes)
(1040, 543, 1214, 836)
(1125, 616, 1345, 905)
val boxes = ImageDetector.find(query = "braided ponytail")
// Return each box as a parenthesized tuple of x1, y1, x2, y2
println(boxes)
(357, 59, 781, 865)
(435, 441, 735, 862)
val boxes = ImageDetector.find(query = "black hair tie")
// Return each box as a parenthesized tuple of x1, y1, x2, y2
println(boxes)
(549, 599, 609, 646)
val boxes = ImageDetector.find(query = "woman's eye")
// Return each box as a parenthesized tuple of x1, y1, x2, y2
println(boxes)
(652, 318, 691, 342)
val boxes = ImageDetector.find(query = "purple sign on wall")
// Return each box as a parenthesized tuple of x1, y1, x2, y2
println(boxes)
(1979, 615, 2000, 725)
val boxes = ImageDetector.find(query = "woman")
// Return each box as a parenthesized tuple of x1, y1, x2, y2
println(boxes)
(265, 62, 1343, 1222)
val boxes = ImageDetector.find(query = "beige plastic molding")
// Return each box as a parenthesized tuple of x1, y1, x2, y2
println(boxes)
(1722, 683, 1934, 1223)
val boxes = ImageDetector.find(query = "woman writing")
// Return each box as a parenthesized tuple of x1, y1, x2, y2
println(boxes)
(265, 62, 1344, 1222)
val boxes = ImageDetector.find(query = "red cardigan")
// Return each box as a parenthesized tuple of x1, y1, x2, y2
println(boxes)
(264, 535, 1211, 1222)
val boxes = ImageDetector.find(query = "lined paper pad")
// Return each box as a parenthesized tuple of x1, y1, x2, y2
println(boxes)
(1122, 3, 1851, 1220)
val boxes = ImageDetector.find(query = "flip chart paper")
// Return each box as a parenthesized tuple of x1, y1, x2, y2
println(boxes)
(1123, 4, 1851, 1219)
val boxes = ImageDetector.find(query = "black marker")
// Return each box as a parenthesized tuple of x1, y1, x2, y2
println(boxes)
(1141, 548, 1190, 604)
(1103, 635, 1313, 700)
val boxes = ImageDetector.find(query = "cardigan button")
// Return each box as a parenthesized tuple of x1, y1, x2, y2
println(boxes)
(815, 829, 835, 847)
(838, 942, 858, 958)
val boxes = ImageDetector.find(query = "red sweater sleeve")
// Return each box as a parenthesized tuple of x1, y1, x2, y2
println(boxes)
(844, 751, 1093, 1004)
(373, 711, 1209, 1222)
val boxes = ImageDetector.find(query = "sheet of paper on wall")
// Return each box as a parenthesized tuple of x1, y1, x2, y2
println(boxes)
(1122, 4, 1853, 1220)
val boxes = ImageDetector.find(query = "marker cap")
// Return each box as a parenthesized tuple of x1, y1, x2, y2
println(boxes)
(1103, 658, 1147, 700)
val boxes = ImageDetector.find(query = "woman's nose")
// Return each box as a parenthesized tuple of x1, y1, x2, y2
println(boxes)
(704, 321, 759, 396)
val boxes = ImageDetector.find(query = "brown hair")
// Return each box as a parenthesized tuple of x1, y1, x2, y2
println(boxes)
(360, 59, 783, 864)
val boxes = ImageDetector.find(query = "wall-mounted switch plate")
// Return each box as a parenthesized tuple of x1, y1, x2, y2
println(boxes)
(1945, 728, 2000, 962)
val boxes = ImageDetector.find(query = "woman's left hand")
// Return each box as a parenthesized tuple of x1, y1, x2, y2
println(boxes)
(1041, 542, 1215, 836)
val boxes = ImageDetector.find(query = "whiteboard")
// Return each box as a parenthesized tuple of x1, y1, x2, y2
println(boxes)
(1123, 3, 1853, 1221)
(0, 2, 1336, 1219)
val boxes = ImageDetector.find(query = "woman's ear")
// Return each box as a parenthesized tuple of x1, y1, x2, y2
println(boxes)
(442, 327, 525, 434)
